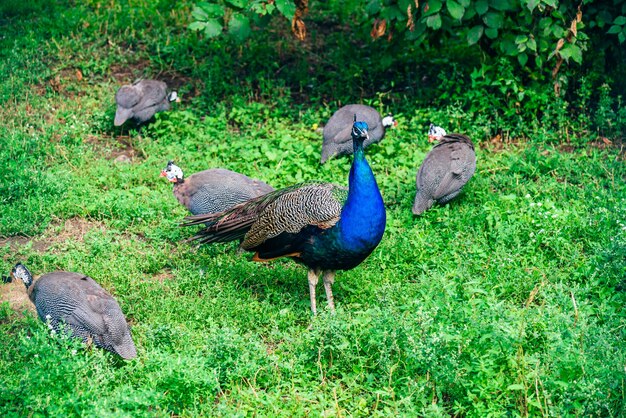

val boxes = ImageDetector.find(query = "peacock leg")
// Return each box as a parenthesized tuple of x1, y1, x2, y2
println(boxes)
(322, 270, 336, 313)
(307, 268, 321, 315)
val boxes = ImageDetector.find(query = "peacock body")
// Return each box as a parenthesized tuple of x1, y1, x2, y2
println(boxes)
(184, 120, 386, 314)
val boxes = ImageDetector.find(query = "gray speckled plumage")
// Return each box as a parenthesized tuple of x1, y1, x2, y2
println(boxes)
(162, 162, 274, 215)
(12, 265, 136, 359)
(114, 80, 176, 126)
(412, 133, 476, 215)
(321, 104, 394, 163)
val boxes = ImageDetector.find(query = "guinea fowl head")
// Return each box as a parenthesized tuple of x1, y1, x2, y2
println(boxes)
(168, 91, 179, 103)
(382, 114, 398, 128)
(428, 124, 447, 142)
(160, 160, 184, 183)
(11, 263, 33, 289)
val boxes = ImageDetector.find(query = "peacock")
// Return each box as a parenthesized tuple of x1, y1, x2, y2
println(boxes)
(183, 118, 386, 314)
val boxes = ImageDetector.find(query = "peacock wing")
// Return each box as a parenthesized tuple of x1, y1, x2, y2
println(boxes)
(242, 183, 345, 249)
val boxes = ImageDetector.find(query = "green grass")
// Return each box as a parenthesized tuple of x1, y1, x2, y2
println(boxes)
(1, 1, 626, 416)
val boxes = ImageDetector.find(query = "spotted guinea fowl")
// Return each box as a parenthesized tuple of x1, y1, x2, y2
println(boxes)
(321, 104, 396, 164)
(114, 79, 178, 126)
(412, 124, 476, 215)
(161, 161, 274, 215)
(183, 119, 386, 314)
(10, 263, 137, 359)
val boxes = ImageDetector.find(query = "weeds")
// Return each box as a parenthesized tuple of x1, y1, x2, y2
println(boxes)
(0, 0, 625, 416)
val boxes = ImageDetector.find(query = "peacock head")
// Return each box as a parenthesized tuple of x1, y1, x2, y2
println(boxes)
(428, 124, 447, 142)
(382, 114, 398, 128)
(11, 263, 33, 289)
(160, 160, 184, 183)
(351, 117, 370, 143)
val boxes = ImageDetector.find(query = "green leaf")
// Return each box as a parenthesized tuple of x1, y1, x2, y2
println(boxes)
(515, 35, 528, 44)
(426, 13, 442, 29)
(517, 52, 528, 66)
(467, 25, 484, 44)
(188, 21, 207, 31)
(559, 43, 582, 64)
(613, 16, 626, 25)
(447, 0, 465, 20)
(543, 0, 557, 7)
(192, 6, 208, 20)
(366, 0, 381, 15)
(507, 384, 525, 391)
(475, 0, 488, 15)
(490, 0, 515, 11)
(608, 25, 622, 34)
(485, 27, 498, 38)
(203, 19, 223, 38)
(527, 37, 537, 52)
(228, 12, 251, 41)
(619, 31, 626, 44)
(525, 0, 539, 12)
(226, 0, 246, 8)
(424, 0, 442, 16)
(483, 12, 503, 28)
(198, 2, 225, 18)
(275, 0, 296, 20)
(458, 0, 470, 7)
(535, 55, 544, 68)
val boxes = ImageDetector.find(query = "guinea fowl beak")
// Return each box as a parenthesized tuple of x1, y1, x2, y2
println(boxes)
(160, 170, 167, 177)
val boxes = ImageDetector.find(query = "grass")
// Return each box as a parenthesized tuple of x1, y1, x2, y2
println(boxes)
(1, 0, 626, 416)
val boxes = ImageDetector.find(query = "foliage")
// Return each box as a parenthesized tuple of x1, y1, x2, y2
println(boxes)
(1, 0, 626, 416)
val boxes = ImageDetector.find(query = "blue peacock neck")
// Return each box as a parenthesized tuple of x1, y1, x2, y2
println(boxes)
(338, 138, 386, 251)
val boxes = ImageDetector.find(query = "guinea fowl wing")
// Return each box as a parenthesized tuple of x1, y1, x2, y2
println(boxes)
(325, 124, 353, 145)
(60, 276, 112, 336)
(137, 81, 167, 108)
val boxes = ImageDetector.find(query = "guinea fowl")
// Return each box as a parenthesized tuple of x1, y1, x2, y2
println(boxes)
(161, 161, 274, 215)
(114, 79, 178, 126)
(321, 104, 396, 164)
(412, 124, 476, 215)
(10, 263, 137, 359)
(183, 119, 386, 314)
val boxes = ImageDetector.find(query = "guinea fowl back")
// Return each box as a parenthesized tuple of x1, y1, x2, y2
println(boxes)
(171, 167, 274, 215)
(413, 133, 476, 215)
(26, 270, 137, 359)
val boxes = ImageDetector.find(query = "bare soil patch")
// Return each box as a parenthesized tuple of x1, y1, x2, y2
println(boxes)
(0, 218, 107, 256)
(0, 280, 36, 315)
(85, 134, 144, 161)
(110, 59, 152, 83)
(149, 270, 173, 283)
